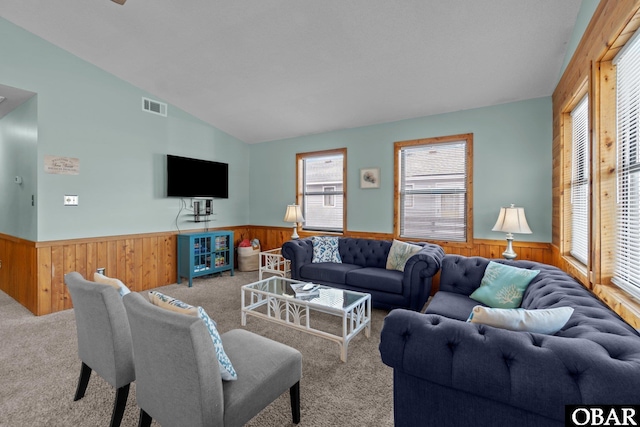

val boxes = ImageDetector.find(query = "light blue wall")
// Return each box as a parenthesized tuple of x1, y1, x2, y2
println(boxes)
(0, 96, 38, 241)
(0, 17, 250, 241)
(249, 97, 552, 242)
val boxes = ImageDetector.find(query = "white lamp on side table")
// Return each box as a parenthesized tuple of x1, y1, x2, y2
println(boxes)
(492, 204, 532, 260)
(284, 204, 305, 240)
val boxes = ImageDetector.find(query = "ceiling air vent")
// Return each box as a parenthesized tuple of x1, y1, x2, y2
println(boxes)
(142, 97, 167, 117)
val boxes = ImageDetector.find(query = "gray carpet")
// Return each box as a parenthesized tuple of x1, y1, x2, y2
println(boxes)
(0, 271, 394, 426)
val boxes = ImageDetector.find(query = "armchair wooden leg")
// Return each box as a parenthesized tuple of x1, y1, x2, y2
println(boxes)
(74, 362, 92, 401)
(138, 409, 152, 427)
(109, 383, 130, 427)
(290, 381, 300, 424)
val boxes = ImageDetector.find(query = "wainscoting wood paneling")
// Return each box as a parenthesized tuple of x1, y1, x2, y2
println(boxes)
(0, 234, 37, 314)
(0, 227, 250, 316)
(0, 227, 565, 317)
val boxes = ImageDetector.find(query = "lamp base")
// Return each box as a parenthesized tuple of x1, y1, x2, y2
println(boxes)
(502, 233, 517, 260)
(291, 223, 300, 240)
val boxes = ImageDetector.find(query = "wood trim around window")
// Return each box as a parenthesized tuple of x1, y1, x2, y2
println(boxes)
(295, 148, 347, 235)
(393, 133, 473, 246)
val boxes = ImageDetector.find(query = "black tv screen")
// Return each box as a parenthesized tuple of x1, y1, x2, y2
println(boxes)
(167, 155, 228, 198)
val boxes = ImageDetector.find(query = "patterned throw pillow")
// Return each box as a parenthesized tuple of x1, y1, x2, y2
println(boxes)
(148, 291, 198, 316)
(469, 262, 540, 308)
(94, 272, 131, 297)
(467, 305, 574, 335)
(311, 236, 342, 263)
(386, 239, 422, 272)
(198, 306, 237, 381)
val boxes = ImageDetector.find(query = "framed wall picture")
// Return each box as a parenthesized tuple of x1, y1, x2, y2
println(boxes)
(360, 167, 380, 189)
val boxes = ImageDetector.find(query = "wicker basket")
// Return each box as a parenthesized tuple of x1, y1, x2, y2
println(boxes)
(237, 246, 260, 271)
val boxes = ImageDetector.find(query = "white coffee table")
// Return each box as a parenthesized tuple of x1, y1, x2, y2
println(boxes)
(241, 276, 371, 362)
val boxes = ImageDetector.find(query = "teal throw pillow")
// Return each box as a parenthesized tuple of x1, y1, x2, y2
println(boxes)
(386, 239, 422, 272)
(469, 262, 540, 308)
(197, 306, 237, 381)
(311, 236, 342, 263)
(467, 305, 574, 335)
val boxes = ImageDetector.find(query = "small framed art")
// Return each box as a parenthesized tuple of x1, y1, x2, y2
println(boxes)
(360, 167, 380, 189)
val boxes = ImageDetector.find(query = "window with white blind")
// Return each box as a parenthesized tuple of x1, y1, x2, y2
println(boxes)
(570, 95, 589, 265)
(394, 134, 472, 242)
(613, 33, 640, 299)
(297, 149, 345, 232)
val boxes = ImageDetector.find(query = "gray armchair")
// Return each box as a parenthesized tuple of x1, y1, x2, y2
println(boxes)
(123, 292, 302, 427)
(64, 272, 135, 427)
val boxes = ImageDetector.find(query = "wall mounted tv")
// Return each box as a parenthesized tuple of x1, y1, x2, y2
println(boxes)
(167, 154, 229, 199)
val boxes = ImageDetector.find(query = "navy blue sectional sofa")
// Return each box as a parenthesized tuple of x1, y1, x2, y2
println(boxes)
(281, 237, 445, 311)
(379, 255, 640, 427)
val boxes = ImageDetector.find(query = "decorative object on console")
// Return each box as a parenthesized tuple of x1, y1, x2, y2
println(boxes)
(284, 204, 305, 239)
(360, 167, 380, 189)
(492, 204, 532, 259)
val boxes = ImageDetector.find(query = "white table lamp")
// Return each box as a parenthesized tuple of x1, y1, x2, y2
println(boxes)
(492, 204, 532, 260)
(284, 204, 305, 239)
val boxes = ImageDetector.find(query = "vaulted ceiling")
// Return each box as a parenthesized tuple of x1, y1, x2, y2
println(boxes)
(1, 0, 582, 143)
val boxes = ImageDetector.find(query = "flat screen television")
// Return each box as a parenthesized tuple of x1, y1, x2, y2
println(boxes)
(167, 154, 229, 198)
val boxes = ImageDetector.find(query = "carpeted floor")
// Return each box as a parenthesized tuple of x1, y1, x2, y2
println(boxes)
(0, 271, 394, 426)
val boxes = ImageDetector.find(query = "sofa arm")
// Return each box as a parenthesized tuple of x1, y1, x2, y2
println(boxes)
(401, 243, 445, 311)
(379, 309, 640, 422)
(282, 238, 314, 279)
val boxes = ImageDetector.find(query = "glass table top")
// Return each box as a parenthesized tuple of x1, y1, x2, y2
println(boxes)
(243, 276, 369, 310)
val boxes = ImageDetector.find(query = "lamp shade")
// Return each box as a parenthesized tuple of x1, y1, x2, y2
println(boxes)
(284, 204, 304, 223)
(492, 204, 532, 234)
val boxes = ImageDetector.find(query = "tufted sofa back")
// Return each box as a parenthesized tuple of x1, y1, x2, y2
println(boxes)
(338, 238, 392, 268)
(439, 254, 640, 339)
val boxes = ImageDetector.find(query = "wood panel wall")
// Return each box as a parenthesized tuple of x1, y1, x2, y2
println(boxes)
(2, 227, 551, 316)
(552, 0, 640, 328)
(0, 234, 37, 314)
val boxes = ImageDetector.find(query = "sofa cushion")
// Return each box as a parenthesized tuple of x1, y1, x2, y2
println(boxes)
(312, 236, 342, 263)
(425, 291, 483, 320)
(300, 262, 361, 284)
(468, 305, 574, 334)
(346, 267, 404, 294)
(469, 261, 539, 308)
(386, 239, 422, 272)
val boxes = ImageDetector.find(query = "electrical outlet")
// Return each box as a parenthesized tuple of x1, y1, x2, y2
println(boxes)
(64, 195, 78, 206)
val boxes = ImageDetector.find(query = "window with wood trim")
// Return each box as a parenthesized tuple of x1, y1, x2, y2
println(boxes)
(296, 149, 346, 233)
(612, 33, 640, 299)
(570, 95, 590, 265)
(394, 134, 473, 243)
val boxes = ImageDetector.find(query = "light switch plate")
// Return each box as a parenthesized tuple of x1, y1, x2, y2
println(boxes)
(64, 195, 78, 206)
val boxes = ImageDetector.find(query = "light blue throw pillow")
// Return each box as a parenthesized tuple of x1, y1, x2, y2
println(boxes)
(197, 306, 237, 381)
(469, 262, 540, 308)
(311, 236, 342, 263)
